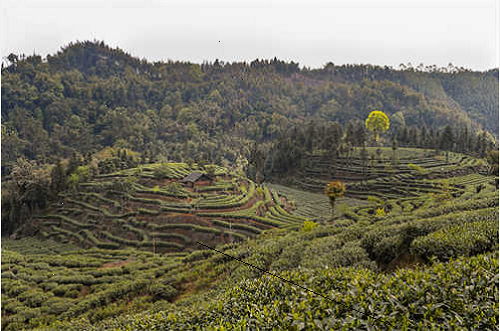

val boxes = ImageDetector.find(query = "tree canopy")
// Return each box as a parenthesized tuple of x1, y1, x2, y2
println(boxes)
(1, 41, 498, 175)
(324, 180, 346, 217)
(365, 111, 390, 142)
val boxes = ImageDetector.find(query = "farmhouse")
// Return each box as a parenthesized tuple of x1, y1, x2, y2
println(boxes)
(181, 172, 213, 187)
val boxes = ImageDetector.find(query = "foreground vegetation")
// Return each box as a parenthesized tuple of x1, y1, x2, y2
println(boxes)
(2, 159, 497, 329)
(59, 252, 498, 330)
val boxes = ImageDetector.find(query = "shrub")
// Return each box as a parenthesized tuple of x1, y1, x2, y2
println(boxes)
(301, 220, 318, 232)
(43, 297, 74, 315)
(18, 290, 53, 308)
(300, 236, 343, 269)
(153, 164, 171, 179)
(362, 207, 498, 264)
(410, 218, 499, 261)
(408, 163, 428, 175)
(97, 242, 121, 250)
(8, 284, 30, 297)
(183, 250, 215, 263)
(71, 253, 498, 330)
(376, 207, 386, 216)
(53, 284, 83, 296)
(41, 282, 59, 291)
(148, 284, 178, 301)
(270, 242, 308, 272)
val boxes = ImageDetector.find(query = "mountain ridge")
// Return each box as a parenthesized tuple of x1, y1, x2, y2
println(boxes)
(2, 41, 498, 175)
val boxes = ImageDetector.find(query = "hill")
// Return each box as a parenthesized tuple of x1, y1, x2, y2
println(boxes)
(1, 149, 498, 330)
(1, 41, 498, 175)
(13, 162, 308, 253)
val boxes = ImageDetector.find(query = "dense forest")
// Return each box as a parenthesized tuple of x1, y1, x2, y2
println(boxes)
(1, 41, 498, 177)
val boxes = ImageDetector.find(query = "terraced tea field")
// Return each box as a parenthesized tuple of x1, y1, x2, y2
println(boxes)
(23, 163, 308, 253)
(1, 237, 191, 330)
(265, 183, 368, 219)
(276, 148, 495, 223)
(4, 185, 496, 330)
(292, 148, 482, 195)
(2, 149, 498, 330)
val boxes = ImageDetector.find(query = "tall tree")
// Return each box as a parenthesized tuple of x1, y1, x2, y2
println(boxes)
(50, 159, 67, 194)
(420, 126, 428, 148)
(439, 125, 454, 151)
(365, 111, 390, 144)
(355, 123, 367, 146)
(324, 180, 346, 218)
(391, 139, 398, 165)
(305, 121, 315, 152)
(360, 143, 368, 176)
(345, 122, 356, 145)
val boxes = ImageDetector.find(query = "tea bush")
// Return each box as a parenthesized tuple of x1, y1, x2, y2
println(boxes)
(56, 252, 498, 330)
(410, 218, 499, 261)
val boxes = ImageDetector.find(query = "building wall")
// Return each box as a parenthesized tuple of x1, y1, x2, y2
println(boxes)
(194, 180, 211, 186)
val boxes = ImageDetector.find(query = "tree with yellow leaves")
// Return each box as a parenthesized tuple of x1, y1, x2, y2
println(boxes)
(324, 180, 346, 218)
(365, 111, 390, 144)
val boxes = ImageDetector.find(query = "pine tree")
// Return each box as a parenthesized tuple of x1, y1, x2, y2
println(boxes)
(398, 127, 408, 146)
(360, 143, 368, 176)
(355, 123, 366, 146)
(305, 121, 315, 152)
(409, 127, 418, 147)
(391, 139, 398, 165)
(50, 159, 67, 194)
(345, 122, 356, 145)
(67, 152, 81, 176)
(439, 126, 454, 151)
(420, 127, 428, 148)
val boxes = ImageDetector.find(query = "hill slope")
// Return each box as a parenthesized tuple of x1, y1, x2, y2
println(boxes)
(2, 41, 498, 175)
(2, 150, 498, 330)
(14, 162, 308, 253)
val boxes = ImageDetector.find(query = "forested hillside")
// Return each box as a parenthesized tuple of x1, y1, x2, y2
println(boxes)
(1, 41, 498, 176)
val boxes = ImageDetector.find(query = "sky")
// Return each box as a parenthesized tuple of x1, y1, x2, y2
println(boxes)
(1, 0, 498, 70)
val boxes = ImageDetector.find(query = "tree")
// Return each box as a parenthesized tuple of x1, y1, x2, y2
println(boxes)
(247, 142, 268, 184)
(324, 180, 346, 218)
(3, 158, 50, 234)
(354, 123, 367, 146)
(360, 144, 368, 176)
(398, 126, 408, 146)
(324, 122, 343, 150)
(485, 150, 499, 176)
(408, 127, 418, 147)
(50, 159, 67, 194)
(420, 126, 428, 148)
(376, 148, 383, 163)
(345, 122, 356, 145)
(439, 125, 454, 151)
(365, 111, 390, 143)
(305, 121, 315, 152)
(439, 125, 454, 163)
(390, 111, 405, 134)
(66, 152, 82, 176)
(391, 139, 398, 165)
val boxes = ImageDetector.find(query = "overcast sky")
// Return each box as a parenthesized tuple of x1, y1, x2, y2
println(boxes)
(1, 0, 498, 70)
